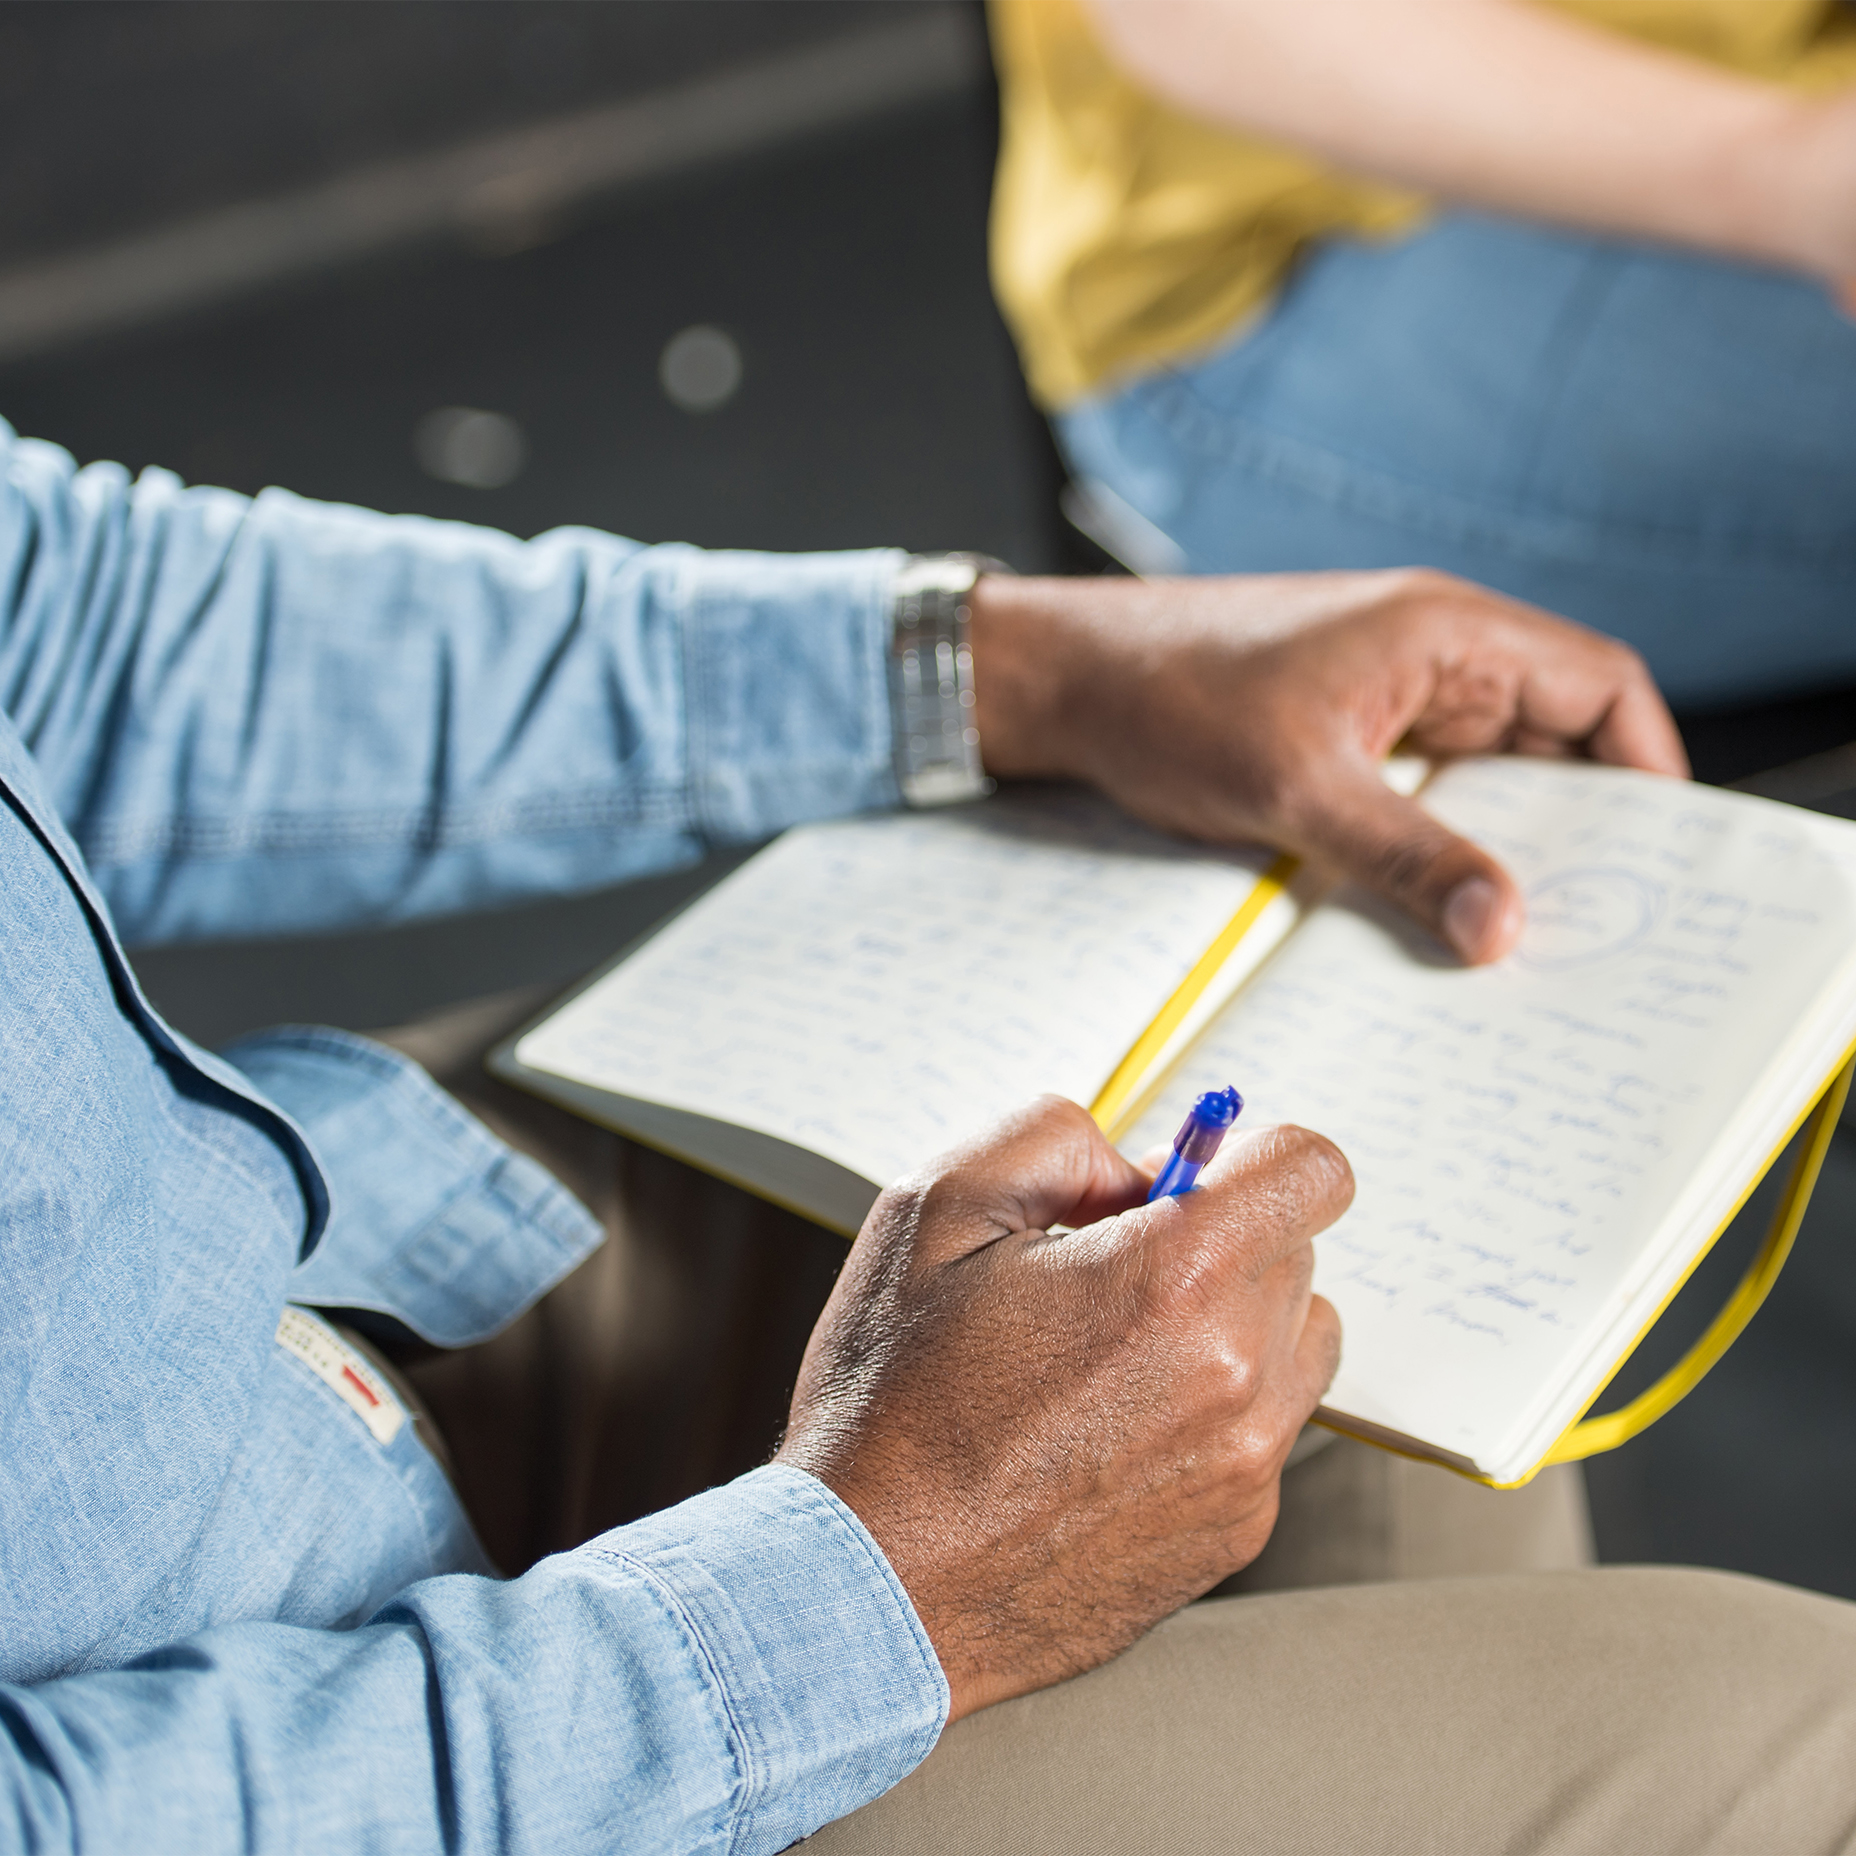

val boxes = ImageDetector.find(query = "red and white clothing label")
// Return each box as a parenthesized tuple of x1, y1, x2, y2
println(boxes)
(275, 1306, 407, 1447)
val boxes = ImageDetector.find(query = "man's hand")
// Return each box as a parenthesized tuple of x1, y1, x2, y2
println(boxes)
(969, 569, 1688, 964)
(776, 1096, 1346, 1723)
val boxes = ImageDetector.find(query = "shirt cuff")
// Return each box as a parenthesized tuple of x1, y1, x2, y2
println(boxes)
(227, 1026, 603, 1345)
(657, 545, 905, 841)
(581, 1462, 949, 1853)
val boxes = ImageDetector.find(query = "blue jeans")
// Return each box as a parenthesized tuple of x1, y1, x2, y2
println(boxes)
(1058, 212, 1856, 710)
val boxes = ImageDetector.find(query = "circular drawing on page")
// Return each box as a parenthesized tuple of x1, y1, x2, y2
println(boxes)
(1515, 866, 1665, 971)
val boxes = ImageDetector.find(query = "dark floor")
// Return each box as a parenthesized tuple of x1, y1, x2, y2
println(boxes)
(0, 2, 906, 268)
(4, 2, 1854, 1601)
(0, 98, 1059, 567)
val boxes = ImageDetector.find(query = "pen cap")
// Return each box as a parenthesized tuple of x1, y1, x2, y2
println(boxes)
(1175, 1086, 1243, 1164)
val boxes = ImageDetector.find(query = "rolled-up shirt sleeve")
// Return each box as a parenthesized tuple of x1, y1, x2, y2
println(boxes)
(0, 1466, 948, 1856)
(0, 421, 905, 944)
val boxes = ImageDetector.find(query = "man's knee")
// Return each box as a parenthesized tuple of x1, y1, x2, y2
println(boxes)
(809, 1568, 1856, 1855)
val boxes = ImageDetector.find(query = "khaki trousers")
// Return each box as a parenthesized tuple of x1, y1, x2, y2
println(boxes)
(809, 1567, 1856, 1856)
(372, 989, 1856, 1853)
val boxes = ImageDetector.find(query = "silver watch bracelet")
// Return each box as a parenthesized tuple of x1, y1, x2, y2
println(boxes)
(888, 553, 1011, 808)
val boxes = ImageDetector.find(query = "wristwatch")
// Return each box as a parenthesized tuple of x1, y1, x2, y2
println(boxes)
(888, 553, 1008, 808)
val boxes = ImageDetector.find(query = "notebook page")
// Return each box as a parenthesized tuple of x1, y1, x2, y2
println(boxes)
(517, 789, 1278, 1188)
(1121, 759, 1856, 1474)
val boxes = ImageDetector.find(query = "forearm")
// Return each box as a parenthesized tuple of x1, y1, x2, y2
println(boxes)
(0, 426, 903, 942)
(3, 1470, 945, 1856)
(1084, 0, 1848, 277)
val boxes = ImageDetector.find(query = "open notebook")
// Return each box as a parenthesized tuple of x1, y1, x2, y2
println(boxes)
(495, 760, 1856, 1486)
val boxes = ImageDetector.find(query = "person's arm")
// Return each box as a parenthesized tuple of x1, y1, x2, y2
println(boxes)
(0, 422, 902, 945)
(1, 1469, 947, 1856)
(1083, 0, 1856, 292)
(0, 423, 1686, 960)
(6, 1077, 1350, 1853)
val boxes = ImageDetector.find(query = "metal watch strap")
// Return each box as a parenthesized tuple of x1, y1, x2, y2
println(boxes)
(888, 553, 1006, 808)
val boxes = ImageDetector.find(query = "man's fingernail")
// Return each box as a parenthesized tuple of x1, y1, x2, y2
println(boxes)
(1443, 877, 1500, 960)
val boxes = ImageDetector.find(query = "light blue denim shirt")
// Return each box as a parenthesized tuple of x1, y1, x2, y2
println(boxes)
(0, 422, 948, 1852)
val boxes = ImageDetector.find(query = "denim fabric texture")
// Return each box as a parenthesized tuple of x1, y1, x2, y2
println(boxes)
(1059, 211, 1856, 709)
(0, 422, 949, 1852)
(8, 1469, 946, 1856)
(236, 1026, 606, 1348)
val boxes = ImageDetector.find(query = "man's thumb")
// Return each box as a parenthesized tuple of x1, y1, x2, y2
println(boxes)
(1289, 761, 1523, 964)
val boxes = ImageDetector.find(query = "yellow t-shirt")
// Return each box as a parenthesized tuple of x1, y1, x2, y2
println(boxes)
(991, 0, 1856, 409)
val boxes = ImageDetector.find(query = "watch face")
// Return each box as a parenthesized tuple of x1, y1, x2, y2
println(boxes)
(893, 554, 985, 606)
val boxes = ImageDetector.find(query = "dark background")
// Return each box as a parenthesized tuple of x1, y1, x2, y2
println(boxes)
(3, 0, 1853, 1596)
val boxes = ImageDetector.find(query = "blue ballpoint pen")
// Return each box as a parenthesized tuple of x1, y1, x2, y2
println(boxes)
(1146, 1086, 1245, 1201)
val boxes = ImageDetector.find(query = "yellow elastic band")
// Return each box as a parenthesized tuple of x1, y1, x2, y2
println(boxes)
(1539, 1051, 1856, 1468)
(1089, 854, 1299, 1138)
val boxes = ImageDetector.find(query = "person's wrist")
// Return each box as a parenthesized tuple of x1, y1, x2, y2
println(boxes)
(778, 1442, 989, 1722)
(1714, 88, 1856, 278)
(967, 575, 1094, 782)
